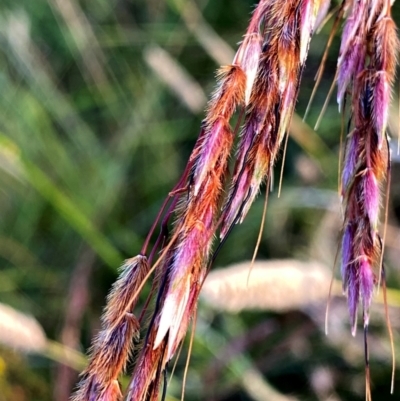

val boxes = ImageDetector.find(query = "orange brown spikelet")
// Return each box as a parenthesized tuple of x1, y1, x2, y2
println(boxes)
(72, 256, 148, 401)
(89, 313, 139, 382)
(72, 313, 139, 401)
(98, 381, 123, 401)
(103, 255, 149, 327)
(206, 65, 246, 123)
(190, 63, 245, 198)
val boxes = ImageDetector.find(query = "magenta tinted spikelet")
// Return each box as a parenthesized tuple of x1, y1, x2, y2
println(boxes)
(234, 32, 263, 105)
(359, 255, 375, 327)
(341, 224, 353, 285)
(373, 71, 391, 147)
(336, 1, 367, 110)
(363, 170, 380, 229)
(192, 117, 233, 196)
(191, 65, 246, 196)
(341, 129, 359, 196)
(346, 262, 359, 336)
(337, 38, 364, 111)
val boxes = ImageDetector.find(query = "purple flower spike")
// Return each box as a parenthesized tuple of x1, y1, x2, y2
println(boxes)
(337, 40, 364, 111)
(347, 263, 360, 337)
(341, 130, 359, 195)
(341, 225, 359, 335)
(359, 255, 375, 327)
(341, 224, 353, 287)
(363, 170, 380, 229)
(373, 72, 390, 148)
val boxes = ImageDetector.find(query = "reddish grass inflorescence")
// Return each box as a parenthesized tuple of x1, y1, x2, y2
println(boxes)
(72, 1, 398, 400)
(338, 0, 397, 335)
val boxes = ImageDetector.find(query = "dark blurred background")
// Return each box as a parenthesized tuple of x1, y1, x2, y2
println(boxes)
(1, 1, 400, 400)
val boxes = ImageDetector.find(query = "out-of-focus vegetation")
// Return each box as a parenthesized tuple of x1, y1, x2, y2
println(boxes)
(1, 1, 400, 400)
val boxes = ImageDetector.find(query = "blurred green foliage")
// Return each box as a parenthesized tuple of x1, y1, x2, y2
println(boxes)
(0, 1, 400, 401)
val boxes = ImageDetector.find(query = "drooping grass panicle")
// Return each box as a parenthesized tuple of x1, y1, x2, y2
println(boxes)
(71, 1, 400, 400)
(339, 0, 398, 336)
